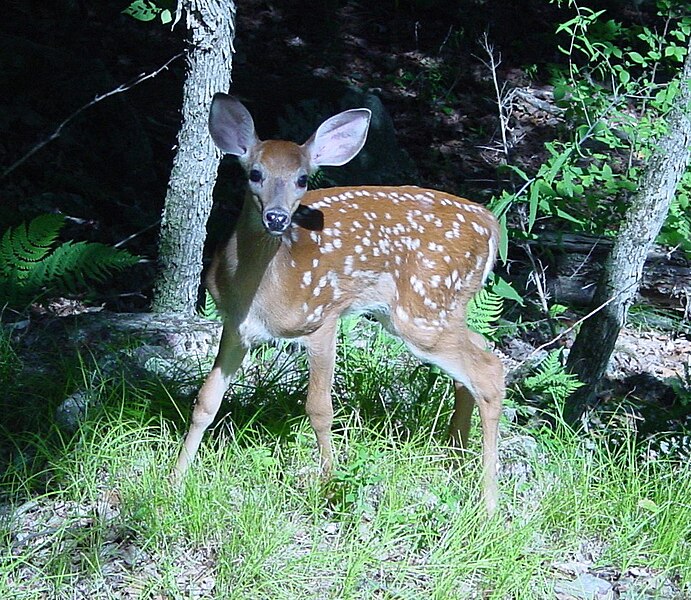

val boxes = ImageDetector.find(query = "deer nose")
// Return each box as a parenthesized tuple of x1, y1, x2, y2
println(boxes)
(264, 209, 291, 234)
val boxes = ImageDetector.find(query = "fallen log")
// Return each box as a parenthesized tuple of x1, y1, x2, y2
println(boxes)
(513, 232, 690, 310)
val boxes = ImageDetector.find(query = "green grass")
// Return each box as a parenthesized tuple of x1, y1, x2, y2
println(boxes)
(1, 318, 690, 598)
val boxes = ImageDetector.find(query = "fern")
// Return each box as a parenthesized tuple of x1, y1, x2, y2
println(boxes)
(308, 168, 329, 190)
(199, 289, 222, 321)
(0, 214, 139, 309)
(467, 287, 504, 338)
(523, 351, 583, 405)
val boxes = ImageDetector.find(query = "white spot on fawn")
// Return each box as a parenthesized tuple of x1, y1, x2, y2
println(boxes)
(472, 221, 487, 236)
(410, 275, 426, 297)
(302, 272, 312, 287)
(423, 297, 438, 309)
(344, 255, 354, 275)
(395, 306, 410, 322)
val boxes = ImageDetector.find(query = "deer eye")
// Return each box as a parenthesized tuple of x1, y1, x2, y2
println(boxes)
(249, 169, 262, 183)
(297, 174, 309, 188)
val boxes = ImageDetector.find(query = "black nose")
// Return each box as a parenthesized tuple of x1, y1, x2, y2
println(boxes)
(264, 209, 291, 234)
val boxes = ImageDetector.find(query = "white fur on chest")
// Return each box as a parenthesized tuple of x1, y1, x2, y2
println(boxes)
(237, 308, 280, 347)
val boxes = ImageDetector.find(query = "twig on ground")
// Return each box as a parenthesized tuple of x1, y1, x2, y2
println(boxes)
(517, 280, 639, 367)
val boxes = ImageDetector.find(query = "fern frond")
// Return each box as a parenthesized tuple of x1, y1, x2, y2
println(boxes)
(0, 214, 63, 279)
(0, 214, 139, 309)
(467, 287, 504, 338)
(199, 289, 222, 321)
(308, 169, 330, 190)
(37, 241, 139, 292)
(524, 350, 583, 404)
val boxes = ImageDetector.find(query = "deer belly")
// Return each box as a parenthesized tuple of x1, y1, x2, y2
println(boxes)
(237, 309, 282, 347)
(236, 303, 317, 346)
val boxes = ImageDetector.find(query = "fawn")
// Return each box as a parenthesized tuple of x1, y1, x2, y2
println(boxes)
(174, 93, 505, 513)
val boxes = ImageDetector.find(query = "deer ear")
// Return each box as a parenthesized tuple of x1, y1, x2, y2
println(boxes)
(208, 93, 259, 157)
(304, 108, 371, 167)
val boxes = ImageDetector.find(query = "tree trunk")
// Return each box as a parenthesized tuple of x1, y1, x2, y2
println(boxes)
(152, 0, 236, 315)
(564, 41, 691, 425)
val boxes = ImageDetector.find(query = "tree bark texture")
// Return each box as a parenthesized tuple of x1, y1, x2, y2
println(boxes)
(564, 42, 691, 425)
(152, 0, 236, 316)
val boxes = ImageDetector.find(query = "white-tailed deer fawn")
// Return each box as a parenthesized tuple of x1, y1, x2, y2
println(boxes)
(174, 93, 505, 513)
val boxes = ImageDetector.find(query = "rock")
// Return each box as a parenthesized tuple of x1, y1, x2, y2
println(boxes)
(554, 573, 614, 599)
(55, 389, 96, 433)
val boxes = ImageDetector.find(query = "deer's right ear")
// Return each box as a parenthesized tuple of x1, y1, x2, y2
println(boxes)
(208, 93, 259, 158)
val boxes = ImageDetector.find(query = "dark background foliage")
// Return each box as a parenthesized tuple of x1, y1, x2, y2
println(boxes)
(0, 0, 677, 309)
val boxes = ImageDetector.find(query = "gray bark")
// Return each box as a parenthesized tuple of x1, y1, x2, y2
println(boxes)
(152, 0, 236, 315)
(564, 41, 691, 425)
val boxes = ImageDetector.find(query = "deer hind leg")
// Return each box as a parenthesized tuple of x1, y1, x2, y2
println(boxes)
(450, 382, 475, 449)
(173, 326, 247, 483)
(465, 341, 504, 516)
(302, 318, 338, 477)
(405, 328, 504, 515)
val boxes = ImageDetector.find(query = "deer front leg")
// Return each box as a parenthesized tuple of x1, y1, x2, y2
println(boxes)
(173, 326, 247, 483)
(303, 318, 338, 477)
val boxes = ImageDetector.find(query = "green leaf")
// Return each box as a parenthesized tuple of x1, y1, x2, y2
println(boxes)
(555, 207, 584, 225)
(498, 215, 509, 264)
(637, 498, 660, 513)
(503, 164, 530, 182)
(629, 51, 645, 64)
(528, 184, 539, 231)
(491, 276, 524, 306)
(122, 0, 160, 22)
(488, 190, 515, 219)
(553, 84, 568, 102)
(161, 9, 172, 24)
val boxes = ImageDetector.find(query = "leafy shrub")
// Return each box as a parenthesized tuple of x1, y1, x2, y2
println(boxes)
(492, 1, 691, 259)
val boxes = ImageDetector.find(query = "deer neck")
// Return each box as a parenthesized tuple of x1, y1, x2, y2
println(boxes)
(216, 193, 284, 318)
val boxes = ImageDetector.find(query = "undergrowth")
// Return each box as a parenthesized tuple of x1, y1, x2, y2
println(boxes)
(1, 320, 689, 599)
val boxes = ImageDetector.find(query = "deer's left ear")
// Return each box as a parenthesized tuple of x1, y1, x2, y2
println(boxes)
(304, 108, 371, 168)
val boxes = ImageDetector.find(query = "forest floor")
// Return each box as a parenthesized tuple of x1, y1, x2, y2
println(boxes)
(1, 315, 690, 599)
